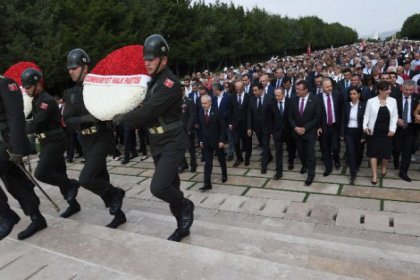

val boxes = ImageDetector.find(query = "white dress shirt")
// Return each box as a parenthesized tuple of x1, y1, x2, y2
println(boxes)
(348, 102, 359, 128)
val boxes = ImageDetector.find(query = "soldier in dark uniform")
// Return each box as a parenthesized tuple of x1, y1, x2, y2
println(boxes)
(21, 68, 80, 218)
(114, 34, 194, 242)
(179, 94, 197, 173)
(0, 75, 47, 241)
(63, 48, 126, 228)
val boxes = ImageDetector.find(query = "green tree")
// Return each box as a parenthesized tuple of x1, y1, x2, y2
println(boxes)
(400, 13, 420, 40)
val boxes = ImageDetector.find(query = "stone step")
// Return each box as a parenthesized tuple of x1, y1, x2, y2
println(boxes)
(2, 212, 356, 280)
(27, 190, 420, 280)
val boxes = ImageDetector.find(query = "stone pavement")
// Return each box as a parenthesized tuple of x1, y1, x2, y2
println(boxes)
(1, 145, 420, 279)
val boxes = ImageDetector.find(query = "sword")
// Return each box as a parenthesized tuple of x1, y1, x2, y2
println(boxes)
(7, 150, 60, 212)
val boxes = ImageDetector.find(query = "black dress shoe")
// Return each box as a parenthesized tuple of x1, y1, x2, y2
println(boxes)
(399, 173, 412, 182)
(304, 177, 313, 186)
(190, 166, 197, 173)
(0, 210, 20, 240)
(245, 159, 250, 166)
(167, 228, 190, 242)
(221, 176, 227, 183)
(106, 211, 127, 228)
(17, 212, 47, 240)
(199, 185, 212, 192)
(273, 173, 282, 180)
(288, 163, 294, 170)
(371, 179, 377, 185)
(178, 165, 187, 173)
(65, 179, 79, 201)
(350, 176, 356, 185)
(179, 198, 194, 231)
(261, 168, 267, 174)
(121, 159, 129, 165)
(323, 169, 332, 177)
(109, 188, 125, 215)
(233, 160, 243, 167)
(60, 199, 81, 218)
(300, 166, 307, 174)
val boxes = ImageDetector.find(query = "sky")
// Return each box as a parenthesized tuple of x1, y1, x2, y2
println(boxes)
(199, 0, 419, 37)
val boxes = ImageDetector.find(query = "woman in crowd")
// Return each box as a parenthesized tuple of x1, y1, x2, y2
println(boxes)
(341, 86, 366, 185)
(363, 81, 398, 185)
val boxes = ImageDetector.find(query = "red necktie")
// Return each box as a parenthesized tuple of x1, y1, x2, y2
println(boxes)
(205, 110, 210, 124)
(299, 98, 305, 116)
(327, 94, 333, 125)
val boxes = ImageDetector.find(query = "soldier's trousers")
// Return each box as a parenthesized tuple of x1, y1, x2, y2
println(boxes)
(151, 149, 185, 208)
(35, 135, 73, 198)
(0, 160, 40, 216)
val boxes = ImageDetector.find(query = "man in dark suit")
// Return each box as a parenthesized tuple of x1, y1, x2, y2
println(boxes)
(179, 95, 197, 173)
(318, 78, 344, 176)
(260, 74, 274, 97)
(198, 95, 227, 191)
(270, 68, 285, 89)
(229, 81, 252, 167)
(267, 88, 292, 179)
(393, 80, 418, 182)
(248, 82, 273, 173)
(307, 63, 323, 90)
(288, 80, 322, 186)
(337, 68, 352, 94)
(188, 82, 200, 105)
(282, 77, 296, 100)
(312, 74, 324, 97)
(242, 74, 252, 95)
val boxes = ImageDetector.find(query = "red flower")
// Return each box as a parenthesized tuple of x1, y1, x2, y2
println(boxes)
(92, 45, 147, 75)
(3, 62, 42, 87)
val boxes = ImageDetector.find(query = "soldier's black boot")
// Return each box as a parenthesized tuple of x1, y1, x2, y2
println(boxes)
(60, 199, 81, 218)
(106, 210, 127, 229)
(109, 188, 125, 215)
(167, 198, 194, 242)
(65, 179, 79, 201)
(0, 210, 20, 241)
(17, 210, 47, 240)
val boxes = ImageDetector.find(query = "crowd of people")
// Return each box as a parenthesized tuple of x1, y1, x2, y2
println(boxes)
(1, 37, 419, 244)
(179, 40, 420, 188)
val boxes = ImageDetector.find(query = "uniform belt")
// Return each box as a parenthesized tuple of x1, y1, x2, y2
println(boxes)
(35, 128, 63, 139)
(81, 125, 99, 135)
(149, 121, 183, 135)
(80, 121, 112, 135)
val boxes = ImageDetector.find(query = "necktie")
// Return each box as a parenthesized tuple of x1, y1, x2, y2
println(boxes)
(257, 96, 261, 109)
(403, 96, 409, 128)
(205, 110, 210, 124)
(279, 102, 284, 116)
(276, 79, 281, 88)
(345, 80, 349, 88)
(299, 98, 305, 116)
(237, 95, 242, 106)
(327, 94, 333, 125)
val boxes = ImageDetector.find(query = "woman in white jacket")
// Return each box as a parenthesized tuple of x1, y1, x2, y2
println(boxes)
(363, 81, 398, 185)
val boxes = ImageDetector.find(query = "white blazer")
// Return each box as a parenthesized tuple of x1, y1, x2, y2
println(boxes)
(363, 96, 398, 134)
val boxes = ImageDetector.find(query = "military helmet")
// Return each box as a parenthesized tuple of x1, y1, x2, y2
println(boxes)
(21, 68, 43, 88)
(67, 48, 90, 69)
(143, 34, 169, 60)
